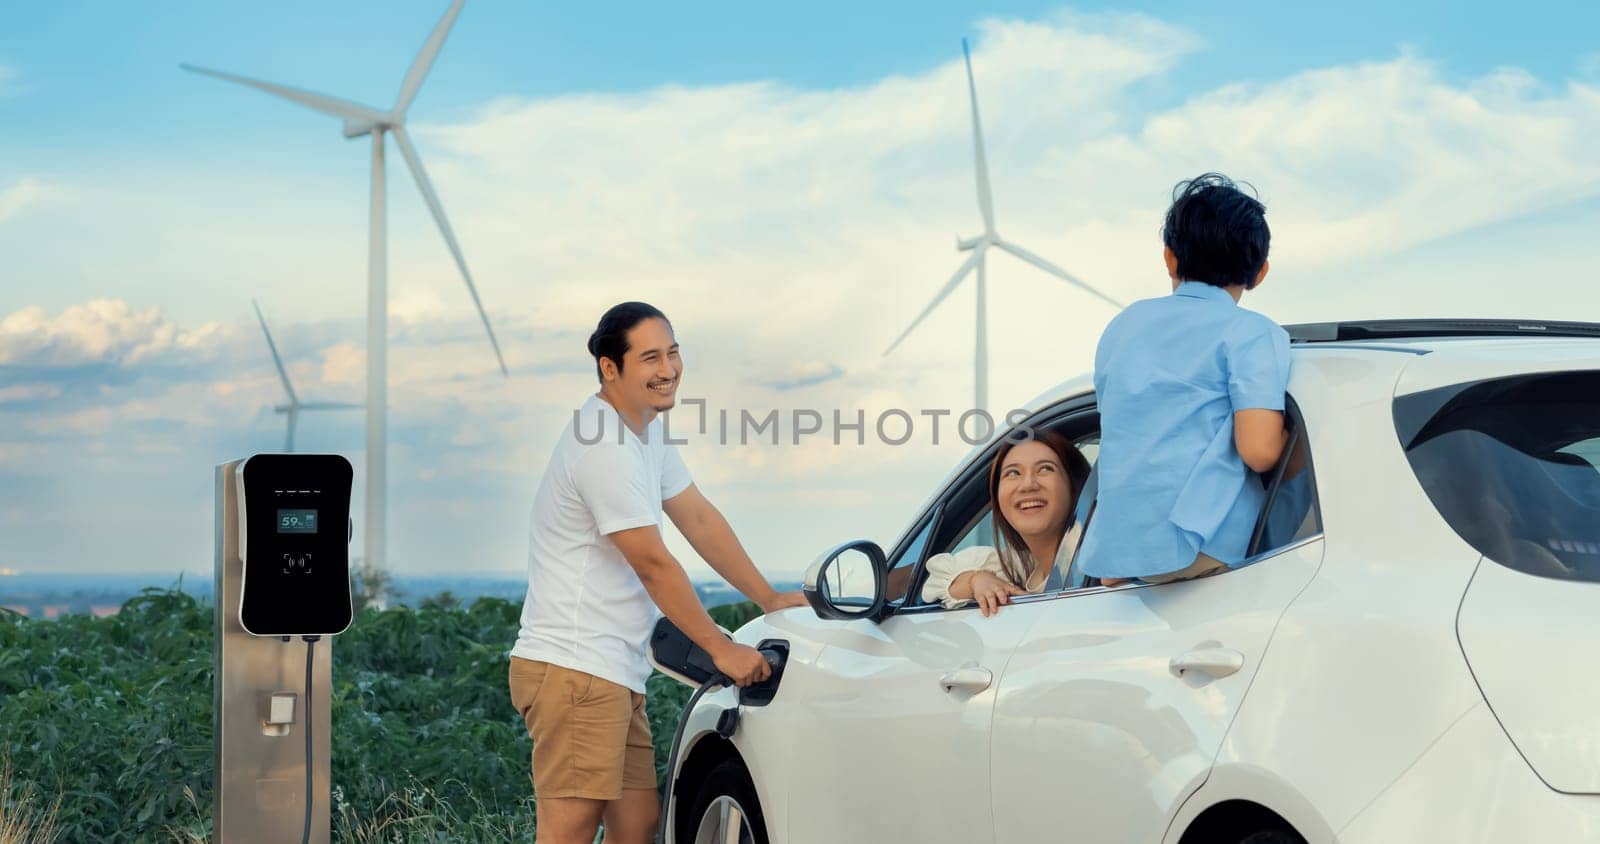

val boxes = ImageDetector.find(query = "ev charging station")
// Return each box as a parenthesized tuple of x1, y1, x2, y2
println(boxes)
(214, 454, 354, 843)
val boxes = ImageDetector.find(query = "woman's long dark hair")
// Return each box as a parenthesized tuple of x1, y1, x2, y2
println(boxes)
(987, 430, 1091, 586)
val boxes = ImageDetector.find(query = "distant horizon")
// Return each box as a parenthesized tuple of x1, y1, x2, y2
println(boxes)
(0, 568, 801, 618)
(0, 569, 806, 584)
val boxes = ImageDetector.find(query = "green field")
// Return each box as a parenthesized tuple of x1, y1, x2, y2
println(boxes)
(0, 588, 762, 842)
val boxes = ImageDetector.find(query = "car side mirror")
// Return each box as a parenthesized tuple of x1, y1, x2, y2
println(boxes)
(803, 540, 887, 621)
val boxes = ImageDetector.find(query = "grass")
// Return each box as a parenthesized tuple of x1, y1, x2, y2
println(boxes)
(0, 752, 60, 844)
(330, 777, 537, 842)
(0, 588, 762, 842)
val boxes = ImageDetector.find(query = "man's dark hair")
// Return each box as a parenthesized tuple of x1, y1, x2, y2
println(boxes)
(1161, 173, 1270, 289)
(588, 301, 670, 381)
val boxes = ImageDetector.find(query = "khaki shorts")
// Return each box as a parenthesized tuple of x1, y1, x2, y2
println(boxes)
(508, 657, 655, 800)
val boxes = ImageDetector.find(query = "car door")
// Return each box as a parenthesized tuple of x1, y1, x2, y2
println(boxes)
(785, 485, 1012, 843)
(787, 398, 1102, 842)
(782, 600, 1026, 843)
(987, 402, 1324, 842)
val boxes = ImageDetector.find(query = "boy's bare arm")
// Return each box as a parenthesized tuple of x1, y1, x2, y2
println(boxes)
(1234, 408, 1288, 473)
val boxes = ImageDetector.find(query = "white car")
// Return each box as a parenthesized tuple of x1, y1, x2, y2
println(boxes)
(658, 320, 1600, 844)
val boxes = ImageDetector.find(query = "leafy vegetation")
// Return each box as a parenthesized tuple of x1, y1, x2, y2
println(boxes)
(0, 588, 764, 842)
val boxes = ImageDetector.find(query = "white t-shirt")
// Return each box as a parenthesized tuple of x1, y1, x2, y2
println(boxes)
(512, 393, 694, 693)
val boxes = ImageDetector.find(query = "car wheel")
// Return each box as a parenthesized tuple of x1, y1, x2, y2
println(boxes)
(686, 759, 768, 844)
(1239, 829, 1305, 844)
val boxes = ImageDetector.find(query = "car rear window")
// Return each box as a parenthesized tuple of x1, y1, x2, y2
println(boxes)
(1396, 371, 1600, 583)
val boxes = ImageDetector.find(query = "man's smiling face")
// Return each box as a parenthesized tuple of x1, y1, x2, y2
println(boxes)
(604, 316, 681, 416)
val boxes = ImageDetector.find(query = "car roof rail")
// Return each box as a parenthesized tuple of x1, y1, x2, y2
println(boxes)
(1286, 319, 1600, 343)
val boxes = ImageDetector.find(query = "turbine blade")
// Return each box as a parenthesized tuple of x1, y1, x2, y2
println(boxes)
(252, 299, 298, 404)
(883, 248, 984, 357)
(299, 402, 365, 410)
(962, 39, 996, 236)
(180, 64, 389, 126)
(393, 0, 465, 116)
(994, 240, 1125, 309)
(392, 126, 509, 376)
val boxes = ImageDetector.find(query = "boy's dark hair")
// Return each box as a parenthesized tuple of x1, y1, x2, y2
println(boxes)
(1161, 173, 1270, 289)
(587, 302, 670, 382)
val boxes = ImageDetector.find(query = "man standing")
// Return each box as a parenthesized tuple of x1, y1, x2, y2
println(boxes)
(510, 301, 805, 844)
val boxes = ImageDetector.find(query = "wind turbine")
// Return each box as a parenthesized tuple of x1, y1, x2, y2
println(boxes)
(884, 39, 1123, 412)
(184, 0, 507, 578)
(253, 299, 361, 453)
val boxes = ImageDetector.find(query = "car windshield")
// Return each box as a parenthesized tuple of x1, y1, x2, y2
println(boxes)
(1398, 370, 1600, 582)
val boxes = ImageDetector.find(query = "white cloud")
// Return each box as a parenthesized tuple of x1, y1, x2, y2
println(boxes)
(0, 299, 221, 367)
(0, 177, 50, 223)
(761, 360, 846, 391)
(401, 20, 1600, 395)
(1579, 52, 1600, 82)
(419, 12, 1195, 312)
(1066, 55, 1600, 269)
(319, 341, 364, 384)
(0, 383, 61, 403)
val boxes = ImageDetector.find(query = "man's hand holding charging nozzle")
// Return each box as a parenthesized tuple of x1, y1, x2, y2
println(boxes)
(711, 641, 772, 687)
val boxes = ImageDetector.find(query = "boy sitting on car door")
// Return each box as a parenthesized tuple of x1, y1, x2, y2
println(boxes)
(1074, 173, 1291, 587)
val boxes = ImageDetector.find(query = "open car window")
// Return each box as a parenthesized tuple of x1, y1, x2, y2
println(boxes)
(883, 513, 935, 605)
(894, 393, 1320, 603)
(1246, 396, 1322, 558)
(1064, 394, 1322, 587)
(947, 438, 1102, 556)
(897, 400, 1100, 608)
(950, 509, 997, 553)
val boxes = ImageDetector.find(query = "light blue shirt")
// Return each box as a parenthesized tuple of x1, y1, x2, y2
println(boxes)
(1076, 281, 1291, 580)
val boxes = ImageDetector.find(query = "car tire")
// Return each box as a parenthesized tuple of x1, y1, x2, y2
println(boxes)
(684, 758, 769, 844)
(1238, 829, 1305, 844)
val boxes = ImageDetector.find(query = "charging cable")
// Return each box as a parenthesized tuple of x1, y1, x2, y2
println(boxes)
(300, 635, 320, 844)
(653, 647, 782, 844)
(654, 671, 730, 844)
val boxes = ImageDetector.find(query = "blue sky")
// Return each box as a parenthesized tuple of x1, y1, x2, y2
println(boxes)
(3, 1, 1600, 578)
(7, 1, 1598, 166)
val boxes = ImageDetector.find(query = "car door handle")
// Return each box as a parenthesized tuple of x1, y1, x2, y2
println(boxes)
(1169, 647, 1245, 680)
(939, 667, 993, 693)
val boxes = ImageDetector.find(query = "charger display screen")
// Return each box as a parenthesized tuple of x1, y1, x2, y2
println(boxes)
(277, 509, 318, 534)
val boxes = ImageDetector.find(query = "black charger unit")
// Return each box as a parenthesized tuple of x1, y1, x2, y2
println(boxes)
(235, 454, 355, 637)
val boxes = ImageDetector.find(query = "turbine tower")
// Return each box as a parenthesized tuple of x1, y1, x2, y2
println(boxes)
(253, 299, 361, 453)
(184, 0, 507, 579)
(884, 39, 1123, 412)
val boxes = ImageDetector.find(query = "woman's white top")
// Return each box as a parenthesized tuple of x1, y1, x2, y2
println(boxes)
(920, 523, 1084, 609)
